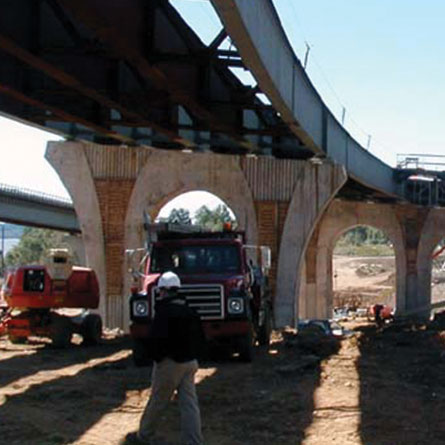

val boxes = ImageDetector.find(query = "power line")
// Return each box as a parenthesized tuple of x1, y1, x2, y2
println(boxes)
(281, 0, 397, 164)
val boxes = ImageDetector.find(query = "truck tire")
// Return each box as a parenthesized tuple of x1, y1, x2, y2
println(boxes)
(257, 305, 272, 347)
(81, 314, 103, 346)
(50, 317, 73, 348)
(132, 339, 152, 367)
(238, 329, 254, 362)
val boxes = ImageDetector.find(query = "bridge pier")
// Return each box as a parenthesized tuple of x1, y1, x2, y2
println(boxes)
(47, 141, 349, 331)
(298, 200, 445, 321)
(395, 207, 430, 315)
(275, 164, 347, 327)
(46, 142, 107, 318)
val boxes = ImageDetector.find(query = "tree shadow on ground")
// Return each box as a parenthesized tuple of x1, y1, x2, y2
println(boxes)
(154, 333, 341, 445)
(0, 336, 130, 388)
(357, 322, 445, 445)
(0, 346, 147, 445)
(0, 332, 340, 445)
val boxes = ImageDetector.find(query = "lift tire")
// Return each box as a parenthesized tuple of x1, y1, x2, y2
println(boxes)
(9, 335, 27, 344)
(257, 305, 272, 347)
(81, 314, 103, 346)
(238, 329, 254, 362)
(132, 338, 152, 367)
(50, 317, 73, 348)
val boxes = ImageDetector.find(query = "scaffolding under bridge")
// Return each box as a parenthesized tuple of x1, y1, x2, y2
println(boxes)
(396, 154, 445, 207)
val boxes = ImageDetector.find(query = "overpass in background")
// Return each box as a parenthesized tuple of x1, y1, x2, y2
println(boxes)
(0, 183, 79, 233)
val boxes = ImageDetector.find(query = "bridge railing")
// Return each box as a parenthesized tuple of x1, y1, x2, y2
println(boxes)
(397, 154, 445, 171)
(395, 156, 445, 207)
(0, 183, 73, 209)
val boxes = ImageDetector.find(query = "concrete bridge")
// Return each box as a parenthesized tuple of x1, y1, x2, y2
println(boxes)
(0, 0, 445, 329)
(46, 141, 445, 330)
(0, 183, 79, 232)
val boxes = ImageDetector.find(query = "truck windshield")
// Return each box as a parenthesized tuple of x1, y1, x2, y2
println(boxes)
(150, 244, 241, 274)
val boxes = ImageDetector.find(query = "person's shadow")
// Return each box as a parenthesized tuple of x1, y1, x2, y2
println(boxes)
(0, 331, 340, 445)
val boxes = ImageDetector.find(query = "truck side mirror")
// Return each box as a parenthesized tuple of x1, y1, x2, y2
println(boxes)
(261, 246, 271, 271)
(125, 248, 148, 279)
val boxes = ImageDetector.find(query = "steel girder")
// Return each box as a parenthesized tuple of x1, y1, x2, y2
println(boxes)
(0, 0, 312, 158)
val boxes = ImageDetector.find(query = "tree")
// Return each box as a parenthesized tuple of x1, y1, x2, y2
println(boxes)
(5, 227, 68, 267)
(338, 226, 389, 246)
(167, 208, 192, 225)
(194, 204, 236, 231)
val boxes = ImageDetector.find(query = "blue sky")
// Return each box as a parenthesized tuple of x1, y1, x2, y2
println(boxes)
(1, 0, 445, 203)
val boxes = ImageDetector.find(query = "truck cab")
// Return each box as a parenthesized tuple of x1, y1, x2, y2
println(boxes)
(128, 224, 272, 364)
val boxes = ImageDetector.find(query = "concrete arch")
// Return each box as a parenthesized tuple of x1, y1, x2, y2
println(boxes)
(275, 163, 347, 328)
(417, 208, 445, 309)
(300, 200, 406, 319)
(123, 148, 258, 320)
(125, 149, 257, 248)
(153, 191, 238, 227)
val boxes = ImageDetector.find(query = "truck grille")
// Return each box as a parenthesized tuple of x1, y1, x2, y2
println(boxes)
(151, 284, 224, 320)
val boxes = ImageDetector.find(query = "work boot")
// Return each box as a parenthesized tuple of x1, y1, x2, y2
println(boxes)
(120, 432, 150, 445)
(121, 431, 170, 445)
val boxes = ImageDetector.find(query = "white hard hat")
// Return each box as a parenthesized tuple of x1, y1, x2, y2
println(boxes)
(158, 271, 181, 289)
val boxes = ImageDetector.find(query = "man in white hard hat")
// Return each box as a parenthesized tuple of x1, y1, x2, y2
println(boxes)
(123, 271, 205, 445)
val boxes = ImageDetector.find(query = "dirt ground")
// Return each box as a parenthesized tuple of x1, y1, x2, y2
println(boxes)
(2, 319, 445, 445)
(3, 257, 445, 445)
(333, 255, 445, 307)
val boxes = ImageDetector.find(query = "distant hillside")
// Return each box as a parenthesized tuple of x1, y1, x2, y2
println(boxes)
(1, 223, 25, 239)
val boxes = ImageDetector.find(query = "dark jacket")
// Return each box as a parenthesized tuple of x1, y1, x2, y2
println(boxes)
(148, 297, 205, 363)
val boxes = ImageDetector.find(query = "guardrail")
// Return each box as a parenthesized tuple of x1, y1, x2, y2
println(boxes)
(0, 183, 73, 209)
(397, 154, 445, 171)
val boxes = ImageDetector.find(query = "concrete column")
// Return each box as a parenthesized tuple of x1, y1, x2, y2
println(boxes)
(418, 208, 445, 313)
(45, 142, 107, 318)
(303, 226, 324, 318)
(395, 207, 430, 314)
(275, 163, 347, 328)
(47, 142, 140, 329)
(63, 234, 86, 266)
(253, 201, 289, 297)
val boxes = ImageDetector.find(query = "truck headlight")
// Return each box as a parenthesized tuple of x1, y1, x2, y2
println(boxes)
(132, 300, 148, 317)
(228, 297, 244, 314)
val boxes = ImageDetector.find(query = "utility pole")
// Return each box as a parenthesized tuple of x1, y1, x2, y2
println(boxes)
(367, 135, 372, 150)
(303, 42, 311, 70)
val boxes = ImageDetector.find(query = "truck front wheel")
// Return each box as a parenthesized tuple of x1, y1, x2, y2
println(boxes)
(238, 329, 254, 362)
(132, 339, 152, 367)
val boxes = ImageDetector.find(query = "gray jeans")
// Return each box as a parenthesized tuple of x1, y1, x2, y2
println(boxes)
(139, 358, 203, 445)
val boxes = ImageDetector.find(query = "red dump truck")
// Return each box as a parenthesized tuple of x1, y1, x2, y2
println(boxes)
(127, 223, 273, 365)
(0, 249, 102, 347)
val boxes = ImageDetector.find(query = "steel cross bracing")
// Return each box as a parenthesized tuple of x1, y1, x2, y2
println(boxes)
(0, 0, 313, 159)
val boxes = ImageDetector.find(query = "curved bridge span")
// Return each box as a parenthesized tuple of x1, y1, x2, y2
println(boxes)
(211, 0, 397, 198)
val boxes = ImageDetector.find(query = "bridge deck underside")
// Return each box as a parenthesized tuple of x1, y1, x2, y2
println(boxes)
(0, 0, 313, 159)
